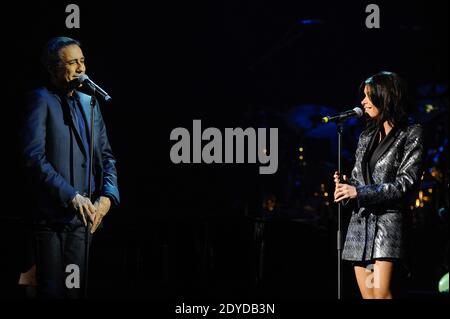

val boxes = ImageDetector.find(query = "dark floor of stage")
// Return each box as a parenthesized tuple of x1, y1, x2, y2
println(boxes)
(1, 214, 447, 300)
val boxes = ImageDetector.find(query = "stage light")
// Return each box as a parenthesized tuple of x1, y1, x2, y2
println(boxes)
(425, 104, 434, 113)
(439, 273, 449, 293)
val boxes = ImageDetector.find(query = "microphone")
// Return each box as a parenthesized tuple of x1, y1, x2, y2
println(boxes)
(77, 74, 112, 103)
(322, 107, 363, 123)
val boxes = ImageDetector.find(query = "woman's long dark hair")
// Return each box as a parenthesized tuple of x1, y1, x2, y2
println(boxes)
(360, 71, 412, 131)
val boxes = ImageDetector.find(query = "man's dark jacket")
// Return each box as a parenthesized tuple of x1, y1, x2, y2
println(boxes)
(21, 86, 120, 223)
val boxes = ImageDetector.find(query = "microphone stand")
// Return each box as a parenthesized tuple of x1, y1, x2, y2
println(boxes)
(336, 121, 344, 300)
(83, 91, 96, 298)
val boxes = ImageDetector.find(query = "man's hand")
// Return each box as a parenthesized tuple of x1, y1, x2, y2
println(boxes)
(72, 193, 96, 226)
(91, 196, 111, 234)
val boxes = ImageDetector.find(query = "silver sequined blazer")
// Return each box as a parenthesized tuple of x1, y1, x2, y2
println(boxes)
(342, 123, 424, 261)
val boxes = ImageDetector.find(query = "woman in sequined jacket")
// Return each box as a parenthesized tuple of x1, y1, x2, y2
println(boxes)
(333, 71, 424, 299)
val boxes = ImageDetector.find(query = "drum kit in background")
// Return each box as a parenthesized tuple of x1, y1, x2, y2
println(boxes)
(259, 84, 449, 230)
(259, 103, 361, 225)
(411, 84, 449, 227)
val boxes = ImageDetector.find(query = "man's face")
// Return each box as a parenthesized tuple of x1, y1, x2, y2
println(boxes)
(50, 44, 86, 89)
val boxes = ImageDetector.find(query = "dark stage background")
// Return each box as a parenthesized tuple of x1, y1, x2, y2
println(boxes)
(0, 0, 448, 301)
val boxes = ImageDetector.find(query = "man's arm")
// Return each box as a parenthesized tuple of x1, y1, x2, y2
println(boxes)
(95, 102, 120, 206)
(90, 105, 119, 233)
(21, 90, 77, 207)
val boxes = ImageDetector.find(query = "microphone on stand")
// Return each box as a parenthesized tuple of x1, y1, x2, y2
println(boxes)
(76, 74, 112, 103)
(322, 107, 363, 123)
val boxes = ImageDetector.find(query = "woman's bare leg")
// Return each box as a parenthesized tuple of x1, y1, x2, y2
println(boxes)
(354, 265, 374, 299)
(372, 260, 394, 299)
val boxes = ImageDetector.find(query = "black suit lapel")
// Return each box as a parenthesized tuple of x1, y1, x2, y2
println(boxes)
(77, 91, 93, 141)
(362, 128, 378, 185)
(370, 126, 399, 167)
(361, 126, 400, 185)
(58, 94, 88, 158)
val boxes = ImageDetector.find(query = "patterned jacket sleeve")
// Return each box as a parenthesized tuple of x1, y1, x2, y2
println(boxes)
(348, 132, 366, 188)
(355, 125, 424, 207)
(341, 132, 366, 207)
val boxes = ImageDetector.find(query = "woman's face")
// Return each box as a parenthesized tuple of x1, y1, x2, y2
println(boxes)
(361, 85, 380, 118)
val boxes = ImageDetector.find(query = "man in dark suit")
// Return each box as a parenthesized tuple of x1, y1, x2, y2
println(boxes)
(21, 37, 120, 298)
